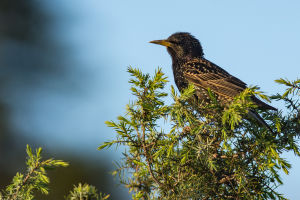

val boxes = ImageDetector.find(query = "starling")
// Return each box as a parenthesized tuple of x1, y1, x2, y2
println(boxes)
(150, 32, 276, 133)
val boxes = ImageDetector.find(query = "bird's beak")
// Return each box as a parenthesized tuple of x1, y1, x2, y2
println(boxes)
(149, 40, 172, 47)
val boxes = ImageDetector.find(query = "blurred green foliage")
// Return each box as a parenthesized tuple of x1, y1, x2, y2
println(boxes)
(0, 145, 68, 200)
(0, 145, 110, 200)
(66, 183, 110, 200)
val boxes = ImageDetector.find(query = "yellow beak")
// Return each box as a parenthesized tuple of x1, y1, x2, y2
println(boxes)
(149, 40, 172, 47)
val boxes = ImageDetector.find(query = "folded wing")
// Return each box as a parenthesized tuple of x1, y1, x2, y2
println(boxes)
(183, 58, 247, 100)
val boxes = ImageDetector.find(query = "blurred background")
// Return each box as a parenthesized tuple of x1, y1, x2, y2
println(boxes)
(0, 0, 299, 199)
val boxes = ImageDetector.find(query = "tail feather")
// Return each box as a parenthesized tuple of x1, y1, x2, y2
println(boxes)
(248, 110, 275, 134)
(251, 96, 277, 111)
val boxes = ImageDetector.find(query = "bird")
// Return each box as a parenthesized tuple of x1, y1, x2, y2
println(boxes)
(150, 32, 276, 133)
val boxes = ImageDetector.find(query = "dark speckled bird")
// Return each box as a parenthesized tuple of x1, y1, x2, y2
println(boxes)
(150, 32, 276, 133)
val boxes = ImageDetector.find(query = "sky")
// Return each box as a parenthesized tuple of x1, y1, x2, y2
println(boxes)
(10, 0, 300, 199)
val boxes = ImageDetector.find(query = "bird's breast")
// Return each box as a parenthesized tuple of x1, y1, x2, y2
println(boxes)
(172, 63, 188, 91)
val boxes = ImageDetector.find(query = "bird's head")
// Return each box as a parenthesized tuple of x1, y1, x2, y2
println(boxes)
(150, 32, 204, 61)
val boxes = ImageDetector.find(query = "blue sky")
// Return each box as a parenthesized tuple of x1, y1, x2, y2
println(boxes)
(12, 0, 300, 199)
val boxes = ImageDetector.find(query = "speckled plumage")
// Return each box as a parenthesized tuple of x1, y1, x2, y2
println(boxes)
(150, 32, 276, 132)
(151, 32, 276, 110)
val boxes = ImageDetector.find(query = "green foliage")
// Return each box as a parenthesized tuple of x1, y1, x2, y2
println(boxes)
(101, 67, 300, 199)
(0, 145, 69, 200)
(275, 78, 300, 98)
(0, 146, 111, 200)
(65, 183, 110, 200)
(271, 78, 300, 152)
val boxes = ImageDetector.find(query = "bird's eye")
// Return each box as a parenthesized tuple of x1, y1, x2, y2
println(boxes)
(168, 40, 179, 45)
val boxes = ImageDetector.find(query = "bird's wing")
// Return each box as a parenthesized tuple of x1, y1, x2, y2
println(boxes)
(183, 58, 247, 99)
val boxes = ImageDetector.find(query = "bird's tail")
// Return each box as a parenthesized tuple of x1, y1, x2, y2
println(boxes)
(251, 96, 277, 111)
(248, 110, 275, 134)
